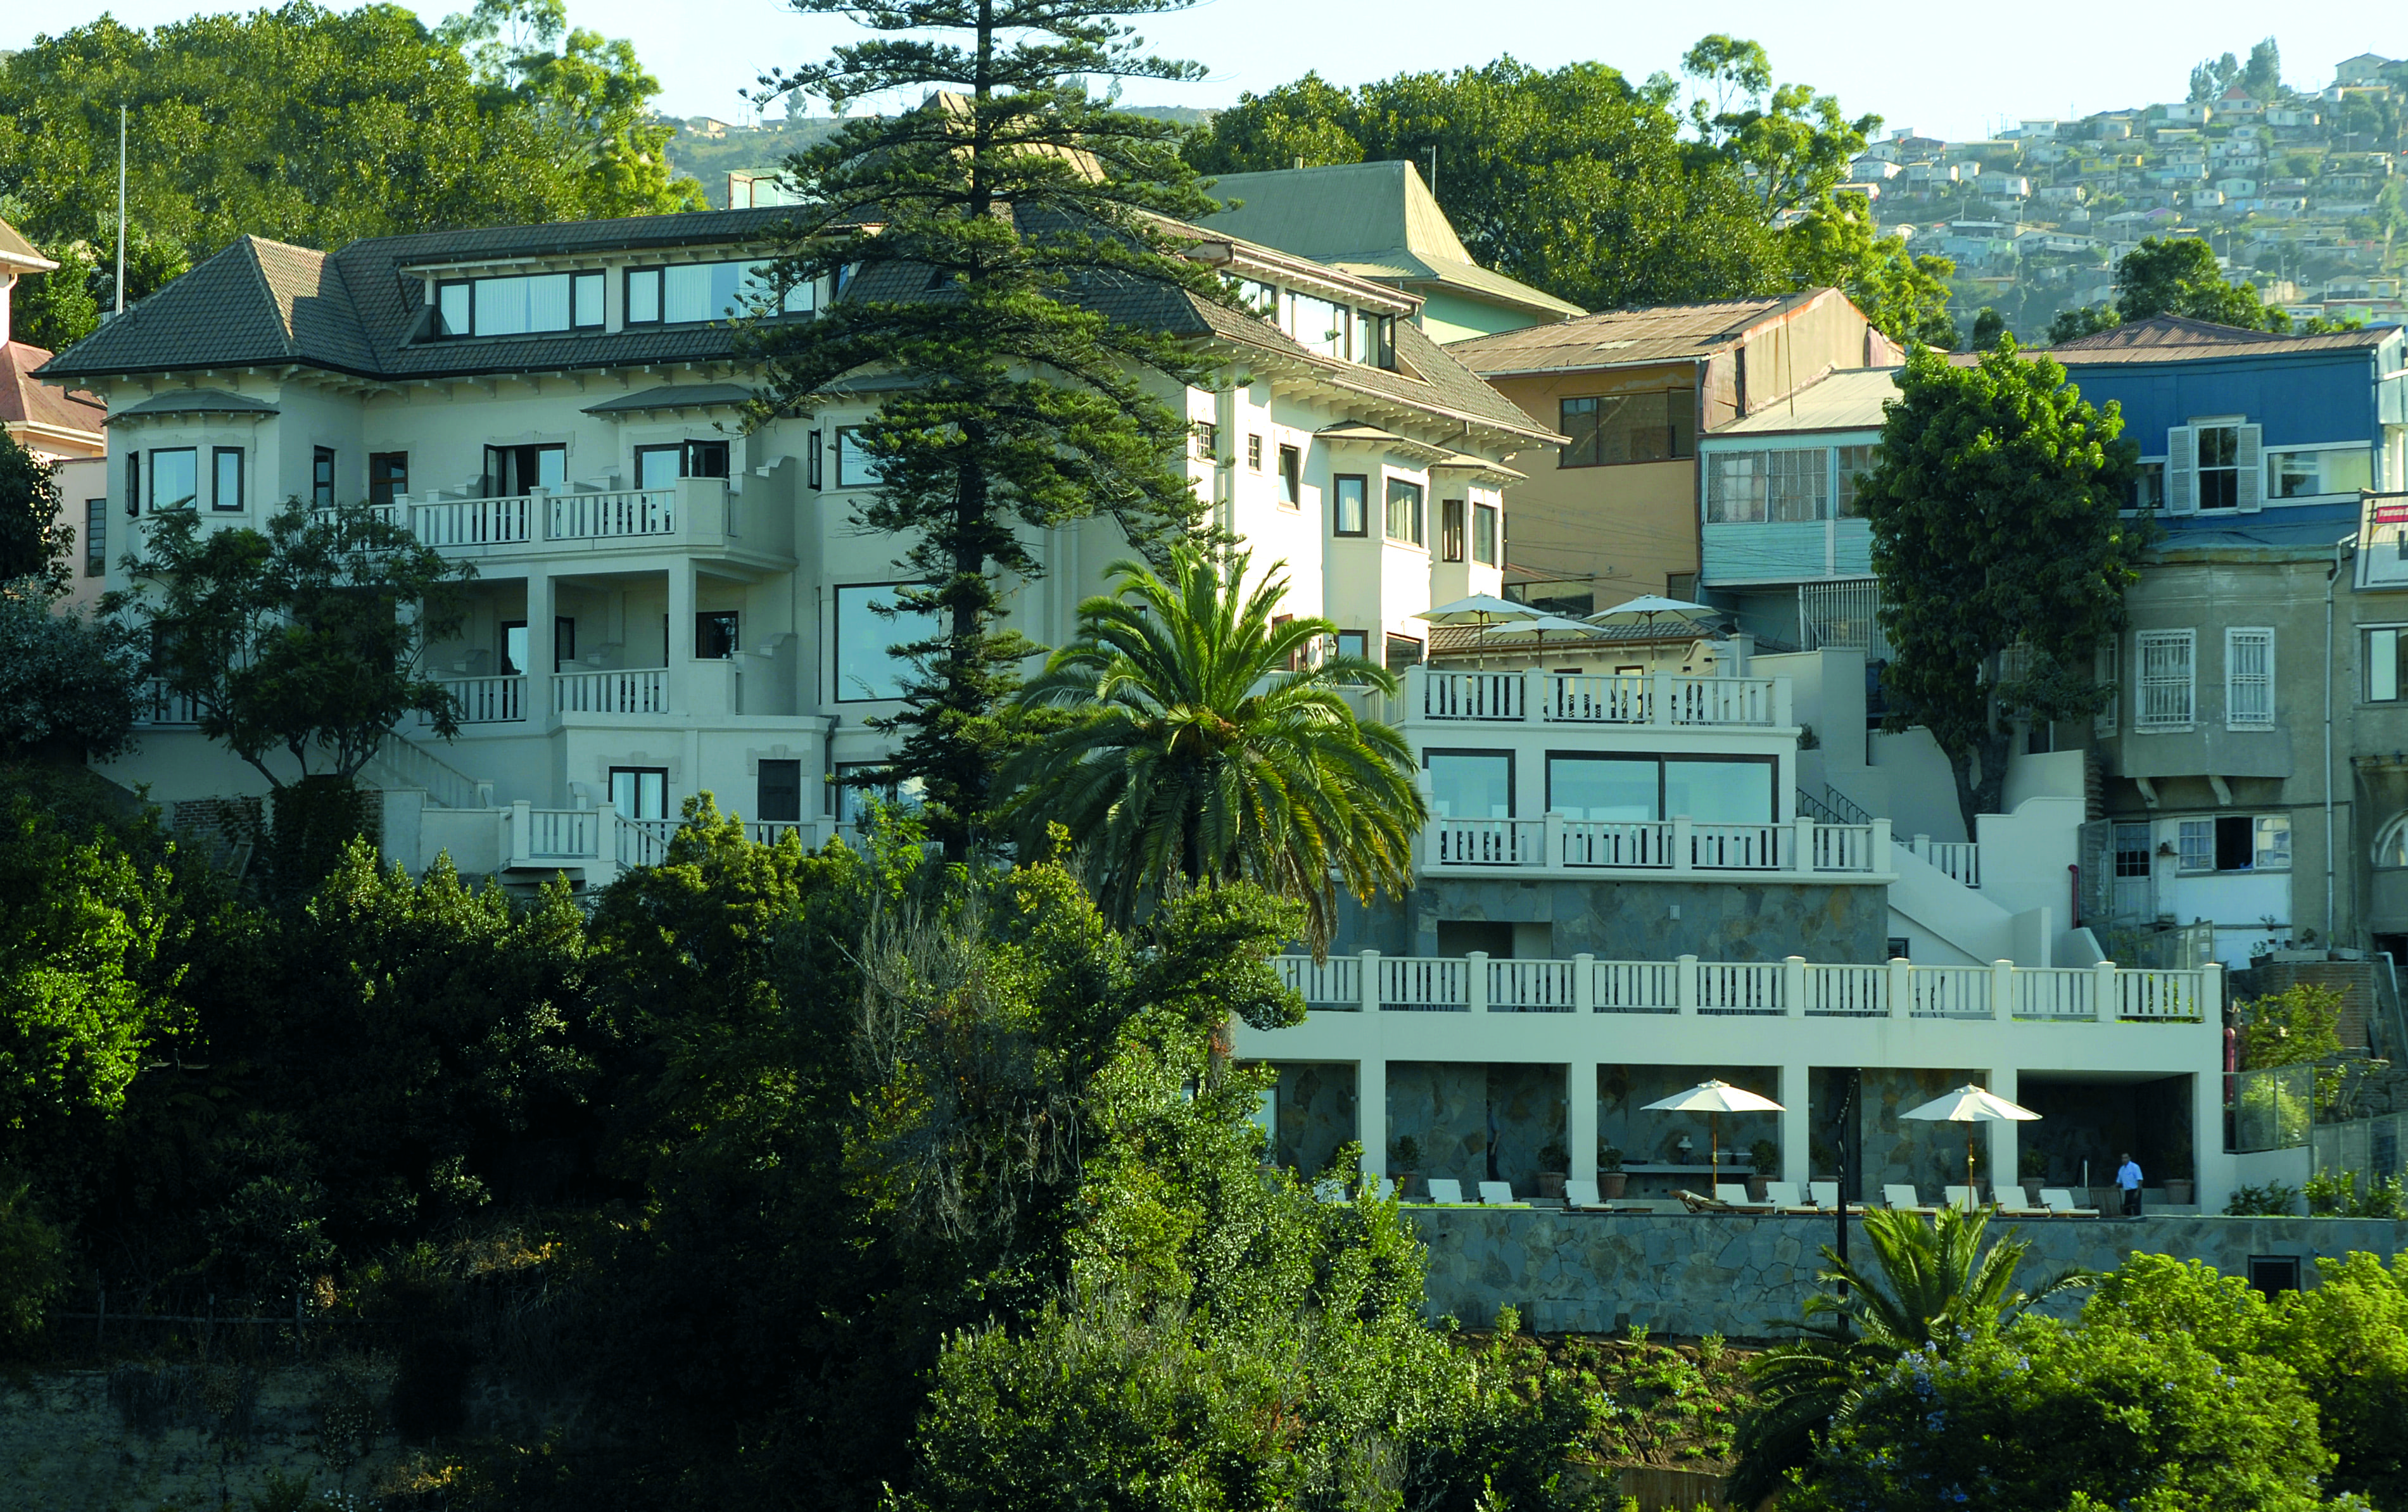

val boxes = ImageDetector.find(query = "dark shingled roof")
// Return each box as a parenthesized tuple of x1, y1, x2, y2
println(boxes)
(105, 388, 280, 424)
(583, 382, 756, 415)
(2047, 313, 2395, 362)
(37, 205, 1548, 441)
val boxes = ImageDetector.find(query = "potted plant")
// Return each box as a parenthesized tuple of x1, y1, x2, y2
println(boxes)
(1389, 1135, 1421, 1202)
(1599, 1145, 1627, 1200)
(1538, 1139, 1569, 1200)
(1746, 1139, 1779, 1201)
(2165, 1173, 2195, 1207)
(2020, 1145, 2048, 1205)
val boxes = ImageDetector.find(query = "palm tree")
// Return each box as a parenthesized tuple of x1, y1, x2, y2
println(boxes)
(1004, 545, 1424, 949)
(1726, 1205, 2094, 1506)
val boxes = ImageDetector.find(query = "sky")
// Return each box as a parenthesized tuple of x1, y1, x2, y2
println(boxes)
(3, 1, 2398, 143)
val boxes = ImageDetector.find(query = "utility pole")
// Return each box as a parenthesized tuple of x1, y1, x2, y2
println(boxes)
(114, 103, 127, 316)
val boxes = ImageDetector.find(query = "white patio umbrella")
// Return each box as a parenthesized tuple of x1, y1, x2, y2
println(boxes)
(1472, 613, 1600, 650)
(1899, 1083, 2041, 1201)
(1416, 593, 1543, 627)
(1641, 1078, 1787, 1196)
(1587, 594, 1722, 631)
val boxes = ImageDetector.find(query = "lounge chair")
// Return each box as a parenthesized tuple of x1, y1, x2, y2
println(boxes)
(1675, 1188, 1735, 1213)
(1943, 1185, 1986, 1212)
(1809, 1180, 1864, 1214)
(1883, 1183, 1938, 1214)
(1478, 1180, 1529, 1207)
(1562, 1179, 1602, 1210)
(1714, 1181, 1776, 1213)
(1763, 1181, 1820, 1214)
(2040, 1187, 2100, 1218)
(1424, 1178, 1467, 1206)
(1994, 1188, 2050, 1218)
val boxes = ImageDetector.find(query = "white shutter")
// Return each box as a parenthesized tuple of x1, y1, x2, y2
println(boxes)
(2235, 422, 2263, 512)
(2226, 627, 2274, 726)
(2165, 426, 2197, 513)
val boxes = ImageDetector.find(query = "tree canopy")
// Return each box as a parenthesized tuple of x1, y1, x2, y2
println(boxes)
(1183, 47, 1954, 343)
(2046, 236, 2360, 343)
(0, 0, 702, 351)
(1863, 340, 2142, 831)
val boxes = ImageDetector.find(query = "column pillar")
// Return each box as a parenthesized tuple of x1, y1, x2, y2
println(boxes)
(1568, 1062, 1599, 1183)
(526, 564, 554, 728)
(666, 559, 698, 714)
(1993, 1067, 2019, 1204)
(1359, 1059, 1387, 1188)
(1782, 1064, 1813, 1189)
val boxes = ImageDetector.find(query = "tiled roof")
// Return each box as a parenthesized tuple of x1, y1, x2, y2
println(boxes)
(583, 382, 755, 414)
(35, 204, 1548, 442)
(2047, 313, 2394, 362)
(0, 341, 104, 439)
(105, 388, 280, 424)
(1446, 291, 1829, 375)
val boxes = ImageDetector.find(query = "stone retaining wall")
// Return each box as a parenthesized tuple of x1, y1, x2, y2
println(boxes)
(1408, 1209, 2408, 1338)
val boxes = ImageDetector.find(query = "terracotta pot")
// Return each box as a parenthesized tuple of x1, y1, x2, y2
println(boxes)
(2022, 1178, 2048, 1206)
(1599, 1171, 1629, 1199)
(1391, 1173, 1419, 1202)
(1538, 1172, 1567, 1199)
(1746, 1175, 1770, 1202)
(2164, 1180, 2195, 1207)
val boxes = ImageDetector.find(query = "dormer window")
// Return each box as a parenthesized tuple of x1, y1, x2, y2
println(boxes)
(435, 270, 604, 338)
(625, 261, 814, 325)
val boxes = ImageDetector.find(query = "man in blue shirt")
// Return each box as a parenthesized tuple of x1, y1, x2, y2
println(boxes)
(2116, 1152, 2143, 1218)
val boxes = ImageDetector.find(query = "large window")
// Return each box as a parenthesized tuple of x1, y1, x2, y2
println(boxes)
(212, 448, 243, 512)
(1835, 444, 1879, 517)
(1331, 474, 1367, 536)
(484, 443, 565, 496)
(624, 260, 813, 325)
(756, 759, 803, 824)
(834, 427, 882, 488)
(695, 610, 739, 660)
(149, 448, 198, 510)
(1706, 448, 1830, 522)
(2136, 630, 2196, 728)
(2369, 626, 2408, 702)
(636, 439, 731, 490)
(436, 270, 604, 338)
(833, 583, 940, 701)
(1472, 503, 1500, 565)
(2196, 424, 2240, 511)
(1559, 391, 1695, 468)
(1383, 633, 1423, 673)
(1426, 750, 1514, 819)
(609, 766, 669, 821)
(2177, 814, 2290, 873)
(1384, 477, 1424, 546)
(369, 451, 409, 507)
(2226, 627, 2274, 726)
(1546, 752, 1775, 824)
(2267, 446, 2374, 499)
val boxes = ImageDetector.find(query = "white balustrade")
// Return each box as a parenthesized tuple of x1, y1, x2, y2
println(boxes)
(135, 679, 202, 726)
(1428, 817, 1545, 866)
(554, 667, 668, 715)
(1561, 820, 1673, 868)
(618, 816, 677, 867)
(437, 674, 524, 724)
(1421, 669, 1525, 721)
(410, 497, 531, 546)
(1542, 674, 1649, 723)
(1265, 953, 2215, 1024)
(547, 488, 676, 540)
(1411, 669, 1782, 728)
(1666, 676, 1775, 726)
(1811, 823, 1878, 872)
(1922, 841, 1981, 887)
(1689, 822, 1785, 871)
(523, 807, 598, 859)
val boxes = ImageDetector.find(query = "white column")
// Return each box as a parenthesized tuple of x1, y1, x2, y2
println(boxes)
(1784, 955, 1809, 1017)
(526, 564, 554, 725)
(1568, 1062, 1599, 1183)
(1792, 814, 1816, 874)
(1889, 954, 1914, 1019)
(1782, 1064, 1813, 1188)
(1675, 953, 1699, 1014)
(1466, 951, 1489, 1014)
(2093, 958, 2118, 1023)
(667, 560, 697, 714)
(1993, 1066, 2019, 1203)
(1359, 949, 1381, 1015)
(1991, 959, 2015, 1021)
(1359, 1059, 1388, 1185)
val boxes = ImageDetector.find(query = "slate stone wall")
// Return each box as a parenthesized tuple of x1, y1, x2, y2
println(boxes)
(1274, 1063, 1358, 1178)
(1407, 1209, 2408, 1338)
(1388, 1062, 1569, 1192)
(1407, 879, 1887, 964)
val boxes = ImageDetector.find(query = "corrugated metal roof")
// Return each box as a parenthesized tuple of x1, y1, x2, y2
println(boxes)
(2047, 313, 2393, 362)
(1446, 291, 1828, 375)
(1708, 367, 1901, 436)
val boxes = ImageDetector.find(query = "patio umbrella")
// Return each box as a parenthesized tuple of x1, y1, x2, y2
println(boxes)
(1415, 593, 1543, 627)
(1471, 613, 1600, 650)
(1641, 1078, 1787, 1197)
(1585, 594, 1722, 633)
(1900, 1083, 2041, 1203)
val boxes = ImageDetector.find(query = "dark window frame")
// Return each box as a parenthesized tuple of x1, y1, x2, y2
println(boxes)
(1422, 746, 1516, 819)
(608, 765, 670, 821)
(434, 271, 604, 339)
(211, 446, 244, 512)
(312, 446, 336, 507)
(1331, 472, 1367, 536)
(124, 451, 140, 517)
(757, 759, 804, 823)
(1384, 631, 1423, 672)
(832, 581, 934, 703)
(369, 451, 409, 507)
(85, 498, 106, 577)
(1558, 390, 1697, 469)
(695, 609, 740, 660)
(1441, 498, 1466, 562)
(1277, 443, 1302, 508)
(149, 447, 200, 511)
(1472, 502, 1500, 565)
(623, 260, 810, 329)
(1543, 750, 1780, 823)
(1384, 476, 1426, 547)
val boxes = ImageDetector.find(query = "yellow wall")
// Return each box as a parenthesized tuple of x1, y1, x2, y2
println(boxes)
(1487, 363, 1700, 610)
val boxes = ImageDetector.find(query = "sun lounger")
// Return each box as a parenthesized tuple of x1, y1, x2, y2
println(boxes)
(1714, 1181, 1776, 1213)
(1763, 1181, 1820, 1214)
(1562, 1179, 1604, 1210)
(1424, 1178, 1467, 1205)
(1675, 1188, 1735, 1213)
(1808, 1180, 1865, 1214)
(1883, 1183, 1938, 1214)
(1994, 1189, 2049, 1217)
(1944, 1185, 1986, 1212)
(1479, 1180, 1529, 1207)
(2040, 1187, 2100, 1218)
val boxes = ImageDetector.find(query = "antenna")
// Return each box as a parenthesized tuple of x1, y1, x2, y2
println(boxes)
(114, 103, 126, 316)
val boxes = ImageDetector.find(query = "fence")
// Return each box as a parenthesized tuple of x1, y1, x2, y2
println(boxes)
(2231, 1063, 2315, 1153)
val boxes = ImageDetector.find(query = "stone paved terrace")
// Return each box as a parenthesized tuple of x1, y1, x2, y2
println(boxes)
(1407, 1209, 2408, 1337)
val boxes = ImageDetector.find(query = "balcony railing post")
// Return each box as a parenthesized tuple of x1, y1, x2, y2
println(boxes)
(1405, 663, 1428, 720)
(1773, 676, 1792, 728)
(1360, 950, 1381, 1015)
(1466, 952, 1489, 1014)
(2093, 958, 2117, 1022)
(1573, 953, 1595, 1012)
(1675, 953, 1698, 1015)
(1672, 815, 1694, 874)
(1888, 954, 1913, 1019)
(1991, 959, 2015, 1021)
(1523, 665, 1545, 722)
(1871, 819, 1891, 869)
(1913, 833, 1930, 862)
(1543, 809, 1565, 869)
(1784, 955, 1808, 1017)
(509, 800, 531, 867)
(1792, 814, 1816, 874)
(2202, 961, 2224, 1021)
(1651, 671, 1675, 727)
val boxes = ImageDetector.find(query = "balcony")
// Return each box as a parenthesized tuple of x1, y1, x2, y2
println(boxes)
(1423, 814, 1888, 879)
(386, 469, 794, 562)
(1410, 667, 1790, 729)
(436, 674, 526, 724)
(1270, 952, 2215, 1022)
(554, 667, 668, 716)
(133, 679, 203, 726)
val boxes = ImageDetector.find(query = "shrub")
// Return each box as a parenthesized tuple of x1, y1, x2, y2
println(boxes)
(0, 1177, 65, 1350)
(2305, 1171, 2407, 1219)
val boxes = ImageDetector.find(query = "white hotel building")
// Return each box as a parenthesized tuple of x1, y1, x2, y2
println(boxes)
(37, 201, 2233, 1211)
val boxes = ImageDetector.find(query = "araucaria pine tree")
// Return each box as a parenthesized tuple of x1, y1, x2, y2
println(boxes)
(751, 0, 1232, 860)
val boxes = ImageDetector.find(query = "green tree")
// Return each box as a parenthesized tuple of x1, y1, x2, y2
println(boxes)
(6, 241, 99, 353)
(2233, 981, 2346, 1069)
(1785, 1318, 2331, 1512)
(2244, 37, 2283, 98)
(1006, 547, 1423, 949)
(2115, 235, 2281, 329)
(0, 3, 699, 322)
(1729, 1206, 2093, 1505)
(1782, 194, 1958, 348)
(0, 587, 143, 762)
(750, 0, 1228, 861)
(1863, 341, 2143, 832)
(1682, 40, 1878, 217)
(1971, 306, 2008, 348)
(0, 428, 68, 591)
